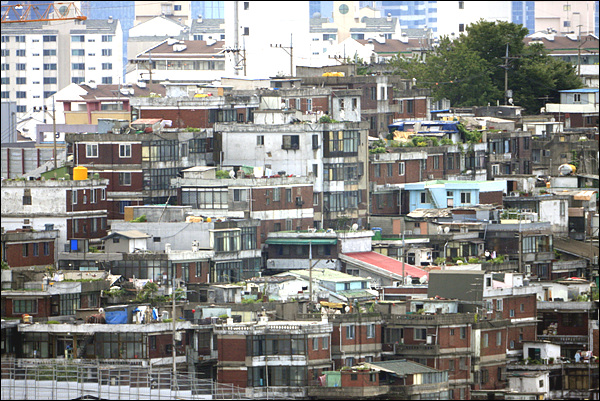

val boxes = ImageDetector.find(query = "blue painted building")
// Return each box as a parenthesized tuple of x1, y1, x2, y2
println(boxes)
(404, 180, 507, 212)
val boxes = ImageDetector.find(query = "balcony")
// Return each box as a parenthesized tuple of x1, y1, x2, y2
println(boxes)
(393, 343, 440, 356)
(536, 335, 588, 345)
(384, 313, 476, 326)
(489, 153, 511, 162)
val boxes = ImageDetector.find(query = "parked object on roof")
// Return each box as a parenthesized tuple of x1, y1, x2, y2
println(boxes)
(558, 164, 576, 176)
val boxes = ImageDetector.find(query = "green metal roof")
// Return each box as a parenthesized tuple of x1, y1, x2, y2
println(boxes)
(265, 238, 337, 245)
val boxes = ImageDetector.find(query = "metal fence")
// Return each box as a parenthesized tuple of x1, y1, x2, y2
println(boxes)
(1, 358, 248, 400)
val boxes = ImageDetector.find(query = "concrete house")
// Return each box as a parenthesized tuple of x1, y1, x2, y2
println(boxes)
(1, 177, 109, 253)
(404, 180, 506, 212)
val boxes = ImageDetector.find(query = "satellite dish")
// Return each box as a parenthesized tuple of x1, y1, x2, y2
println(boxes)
(437, 226, 443, 234)
(351, 223, 358, 231)
(229, 170, 236, 179)
(344, 306, 350, 313)
(443, 226, 450, 233)
(419, 276, 427, 284)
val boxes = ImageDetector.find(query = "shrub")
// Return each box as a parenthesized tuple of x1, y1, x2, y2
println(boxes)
(216, 170, 231, 179)
(131, 214, 147, 222)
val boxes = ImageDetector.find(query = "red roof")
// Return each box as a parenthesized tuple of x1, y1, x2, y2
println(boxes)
(343, 251, 429, 279)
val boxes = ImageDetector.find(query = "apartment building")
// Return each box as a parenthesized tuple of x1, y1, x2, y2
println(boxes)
(213, 315, 333, 398)
(1, 18, 123, 136)
(1, 177, 109, 253)
(65, 119, 214, 220)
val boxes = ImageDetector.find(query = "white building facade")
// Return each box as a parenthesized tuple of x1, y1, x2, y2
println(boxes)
(1, 18, 123, 138)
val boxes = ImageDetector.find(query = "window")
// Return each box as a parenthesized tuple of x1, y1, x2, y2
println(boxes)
(312, 134, 319, 149)
(322, 336, 328, 349)
(23, 189, 32, 205)
(102, 35, 112, 42)
(346, 325, 355, 339)
(102, 49, 112, 56)
(72, 35, 85, 42)
(449, 359, 455, 371)
(243, 2, 249, 10)
(459, 1, 464, 9)
(306, 98, 312, 111)
(44, 91, 56, 99)
(16, 77, 26, 85)
(257, 135, 264, 145)
(174, 4, 182, 11)
(16, 49, 26, 57)
(91, 188, 97, 204)
(16, 91, 26, 99)
(374, 164, 381, 178)
(496, 331, 502, 346)
(496, 299, 503, 311)
(72, 190, 78, 205)
(43, 35, 56, 42)
(72, 63, 85, 70)
(43, 242, 50, 256)
(243, 27, 250, 35)
(0, 49, 8, 57)
(72, 77, 85, 84)
(510, 340, 515, 349)
(573, 93, 581, 102)
(387, 163, 393, 177)
(460, 192, 471, 204)
(119, 144, 131, 158)
(86, 144, 98, 158)
(16, 63, 26, 70)
(1, 36, 9, 43)
(398, 162, 405, 176)
(44, 77, 57, 84)
(119, 172, 132, 186)
(483, 333, 489, 347)
(72, 49, 85, 56)
(286, 188, 292, 203)
(13, 299, 37, 314)
(102, 63, 112, 70)
(1, 64, 9, 71)
(459, 23, 465, 32)
(520, 303, 524, 312)
(460, 327, 466, 339)
(43, 49, 57, 56)
(450, 328, 455, 336)
(313, 337, 319, 350)
(415, 328, 427, 340)
(273, 188, 281, 202)
(509, 309, 515, 317)
(367, 324, 375, 339)
(282, 135, 299, 149)
(15, 35, 25, 42)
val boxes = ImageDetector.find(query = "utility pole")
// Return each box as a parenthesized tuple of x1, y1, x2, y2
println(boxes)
(52, 99, 57, 177)
(270, 34, 294, 76)
(500, 44, 518, 105)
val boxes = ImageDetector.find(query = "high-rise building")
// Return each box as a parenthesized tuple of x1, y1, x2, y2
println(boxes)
(1, 18, 123, 136)
(81, 1, 135, 77)
(511, 1, 536, 34)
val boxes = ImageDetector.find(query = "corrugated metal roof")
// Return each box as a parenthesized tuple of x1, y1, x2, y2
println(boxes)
(366, 360, 441, 375)
(265, 238, 337, 245)
(342, 251, 428, 279)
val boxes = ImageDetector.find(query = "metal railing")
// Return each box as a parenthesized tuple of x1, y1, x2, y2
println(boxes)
(1, 358, 250, 400)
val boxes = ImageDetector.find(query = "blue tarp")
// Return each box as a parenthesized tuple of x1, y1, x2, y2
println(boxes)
(105, 309, 128, 324)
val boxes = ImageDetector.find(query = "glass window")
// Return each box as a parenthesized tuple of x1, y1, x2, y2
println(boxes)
(119, 144, 131, 158)
(119, 172, 131, 186)
(14, 299, 37, 314)
(346, 325, 355, 339)
(86, 144, 98, 157)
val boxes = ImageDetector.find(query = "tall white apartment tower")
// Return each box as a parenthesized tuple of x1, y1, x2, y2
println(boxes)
(224, 1, 312, 78)
(1, 18, 123, 137)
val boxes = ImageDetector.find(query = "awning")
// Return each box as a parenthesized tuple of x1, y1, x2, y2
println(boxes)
(265, 238, 337, 245)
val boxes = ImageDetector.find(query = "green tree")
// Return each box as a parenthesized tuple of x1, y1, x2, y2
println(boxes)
(390, 36, 502, 107)
(389, 20, 582, 113)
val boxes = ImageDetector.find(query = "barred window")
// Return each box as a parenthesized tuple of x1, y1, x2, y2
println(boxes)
(60, 293, 80, 315)
(14, 299, 37, 314)
(241, 227, 257, 250)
